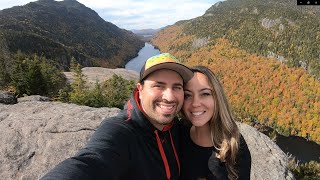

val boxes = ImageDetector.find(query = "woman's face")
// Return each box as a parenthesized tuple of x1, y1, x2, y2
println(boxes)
(183, 72, 215, 127)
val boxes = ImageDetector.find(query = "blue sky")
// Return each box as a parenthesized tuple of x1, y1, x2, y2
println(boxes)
(0, 0, 222, 30)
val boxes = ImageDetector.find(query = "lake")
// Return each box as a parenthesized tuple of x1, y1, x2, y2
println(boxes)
(125, 42, 160, 72)
(260, 128, 320, 163)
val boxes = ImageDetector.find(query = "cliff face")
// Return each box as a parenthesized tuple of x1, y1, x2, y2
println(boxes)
(0, 100, 293, 179)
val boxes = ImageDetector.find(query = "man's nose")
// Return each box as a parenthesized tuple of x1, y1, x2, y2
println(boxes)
(162, 88, 175, 102)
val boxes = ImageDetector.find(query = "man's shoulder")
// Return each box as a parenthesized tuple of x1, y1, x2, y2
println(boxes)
(88, 112, 136, 145)
(100, 112, 129, 125)
(98, 111, 137, 133)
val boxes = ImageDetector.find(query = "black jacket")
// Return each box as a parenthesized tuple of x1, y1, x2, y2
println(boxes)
(42, 89, 180, 180)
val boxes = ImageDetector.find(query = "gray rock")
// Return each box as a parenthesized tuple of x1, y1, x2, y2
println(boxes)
(18, 95, 50, 103)
(0, 101, 120, 180)
(237, 122, 294, 180)
(0, 101, 294, 179)
(261, 18, 281, 29)
(0, 91, 17, 104)
(192, 37, 210, 48)
(63, 67, 139, 88)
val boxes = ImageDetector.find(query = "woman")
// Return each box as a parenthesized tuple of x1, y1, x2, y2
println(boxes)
(179, 66, 251, 180)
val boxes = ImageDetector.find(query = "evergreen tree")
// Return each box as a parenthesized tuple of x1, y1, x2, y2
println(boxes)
(11, 53, 66, 97)
(84, 80, 108, 107)
(103, 74, 135, 108)
(0, 56, 10, 88)
(69, 59, 87, 104)
(24, 58, 46, 95)
(11, 52, 28, 96)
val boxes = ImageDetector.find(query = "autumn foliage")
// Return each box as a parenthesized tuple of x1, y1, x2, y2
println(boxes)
(152, 25, 320, 143)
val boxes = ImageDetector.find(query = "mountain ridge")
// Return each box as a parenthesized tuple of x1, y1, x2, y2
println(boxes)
(0, 0, 144, 69)
(180, 0, 320, 78)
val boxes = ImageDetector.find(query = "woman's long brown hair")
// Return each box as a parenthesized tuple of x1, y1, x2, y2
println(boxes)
(188, 66, 240, 179)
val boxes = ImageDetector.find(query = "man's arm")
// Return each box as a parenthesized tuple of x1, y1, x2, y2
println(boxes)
(41, 119, 131, 180)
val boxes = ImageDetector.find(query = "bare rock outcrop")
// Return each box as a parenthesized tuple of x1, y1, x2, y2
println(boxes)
(0, 101, 120, 180)
(0, 101, 293, 179)
(63, 67, 139, 88)
(237, 122, 294, 180)
(18, 95, 51, 103)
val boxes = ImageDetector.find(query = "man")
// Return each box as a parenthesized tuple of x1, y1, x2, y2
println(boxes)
(41, 53, 193, 180)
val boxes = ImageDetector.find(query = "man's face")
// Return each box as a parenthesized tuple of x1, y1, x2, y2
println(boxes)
(137, 69, 184, 130)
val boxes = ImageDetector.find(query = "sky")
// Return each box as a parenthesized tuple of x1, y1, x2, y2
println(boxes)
(0, 0, 222, 30)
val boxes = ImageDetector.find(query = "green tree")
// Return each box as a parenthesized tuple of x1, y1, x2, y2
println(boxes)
(0, 55, 11, 88)
(11, 52, 29, 96)
(11, 53, 66, 97)
(24, 58, 46, 95)
(83, 80, 108, 108)
(0, 36, 11, 89)
(69, 60, 87, 104)
(103, 74, 135, 108)
(38, 55, 66, 97)
(57, 84, 71, 103)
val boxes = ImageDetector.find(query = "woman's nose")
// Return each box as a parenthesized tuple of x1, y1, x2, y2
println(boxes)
(191, 96, 201, 107)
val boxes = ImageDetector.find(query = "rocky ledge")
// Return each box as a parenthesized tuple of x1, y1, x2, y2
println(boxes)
(0, 100, 293, 180)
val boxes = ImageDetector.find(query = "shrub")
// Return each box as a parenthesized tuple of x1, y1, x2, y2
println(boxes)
(288, 157, 320, 180)
(102, 74, 135, 108)
(62, 60, 136, 108)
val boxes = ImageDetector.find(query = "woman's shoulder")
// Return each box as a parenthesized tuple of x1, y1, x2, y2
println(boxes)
(234, 133, 252, 180)
(239, 133, 250, 151)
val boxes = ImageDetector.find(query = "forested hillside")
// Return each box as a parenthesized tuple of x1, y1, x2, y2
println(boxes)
(158, 0, 320, 78)
(0, 0, 144, 69)
(151, 0, 320, 143)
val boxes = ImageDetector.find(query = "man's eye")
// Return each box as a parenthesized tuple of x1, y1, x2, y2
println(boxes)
(153, 84, 163, 88)
(173, 86, 182, 91)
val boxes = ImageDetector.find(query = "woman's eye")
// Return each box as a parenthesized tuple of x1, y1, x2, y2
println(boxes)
(202, 92, 212, 97)
(184, 94, 192, 99)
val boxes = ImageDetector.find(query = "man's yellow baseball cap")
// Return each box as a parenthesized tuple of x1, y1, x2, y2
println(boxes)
(139, 53, 193, 83)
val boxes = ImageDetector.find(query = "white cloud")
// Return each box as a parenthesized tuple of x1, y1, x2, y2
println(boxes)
(80, 0, 219, 29)
(0, 0, 221, 30)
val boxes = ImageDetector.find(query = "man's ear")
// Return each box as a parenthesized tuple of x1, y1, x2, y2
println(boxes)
(137, 83, 142, 91)
(137, 83, 143, 99)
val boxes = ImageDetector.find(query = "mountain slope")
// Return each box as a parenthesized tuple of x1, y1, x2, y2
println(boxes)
(151, 0, 320, 143)
(156, 0, 320, 77)
(0, 0, 144, 69)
